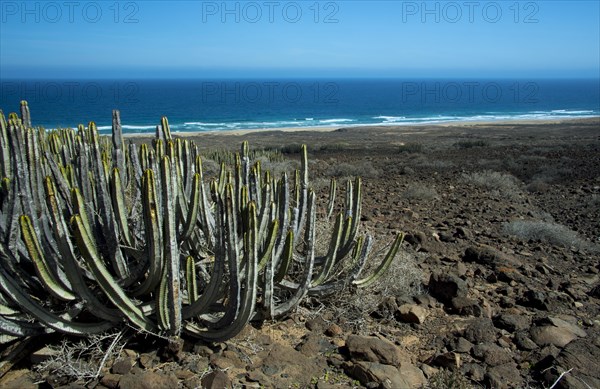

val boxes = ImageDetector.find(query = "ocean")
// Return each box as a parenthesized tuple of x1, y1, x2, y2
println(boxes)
(1, 79, 598, 134)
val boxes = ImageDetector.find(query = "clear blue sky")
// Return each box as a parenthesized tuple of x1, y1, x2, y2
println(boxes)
(1, 1, 598, 78)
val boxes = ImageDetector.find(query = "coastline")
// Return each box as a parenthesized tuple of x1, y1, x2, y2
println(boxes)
(123, 116, 600, 140)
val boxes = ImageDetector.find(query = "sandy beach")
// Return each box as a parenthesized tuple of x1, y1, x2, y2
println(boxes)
(124, 117, 600, 152)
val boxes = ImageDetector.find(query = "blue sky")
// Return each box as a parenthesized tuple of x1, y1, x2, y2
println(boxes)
(1, 1, 599, 78)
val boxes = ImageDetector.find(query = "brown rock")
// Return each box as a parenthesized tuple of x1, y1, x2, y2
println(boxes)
(345, 335, 411, 367)
(397, 304, 428, 324)
(325, 324, 343, 337)
(453, 337, 473, 353)
(201, 370, 231, 389)
(428, 272, 468, 305)
(118, 371, 178, 389)
(472, 344, 513, 366)
(0, 368, 38, 389)
(463, 362, 486, 382)
(543, 339, 600, 389)
(297, 332, 333, 356)
(546, 317, 587, 338)
(450, 296, 482, 316)
(346, 362, 412, 389)
(463, 318, 497, 344)
(138, 352, 157, 369)
(30, 346, 58, 364)
(494, 313, 532, 332)
(256, 344, 323, 387)
(100, 373, 121, 389)
(463, 245, 512, 268)
(530, 326, 578, 348)
(399, 363, 427, 388)
(210, 351, 244, 370)
(305, 317, 327, 332)
(485, 363, 524, 389)
(111, 357, 133, 375)
(431, 352, 461, 369)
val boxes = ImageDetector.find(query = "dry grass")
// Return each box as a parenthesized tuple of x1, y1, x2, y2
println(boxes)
(398, 143, 425, 154)
(426, 369, 476, 389)
(320, 246, 425, 334)
(462, 170, 521, 198)
(526, 180, 551, 193)
(403, 184, 439, 201)
(325, 161, 380, 178)
(254, 156, 300, 178)
(503, 220, 595, 251)
(454, 140, 489, 149)
(33, 331, 126, 382)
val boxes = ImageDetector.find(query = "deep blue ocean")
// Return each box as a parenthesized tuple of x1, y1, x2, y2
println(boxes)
(1, 79, 598, 134)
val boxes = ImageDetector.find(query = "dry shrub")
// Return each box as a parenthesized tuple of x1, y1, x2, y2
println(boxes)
(200, 158, 220, 178)
(426, 369, 475, 389)
(503, 220, 595, 251)
(526, 180, 551, 193)
(325, 161, 380, 178)
(462, 170, 521, 198)
(517, 154, 547, 163)
(403, 184, 439, 200)
(34, 331, 126, 382)
(454, 140, 489, 149)
(398, 143, 424, 153)
(531, 165, 575, 184)
(254, 156, 300, 178)
(477, 158, 503, 170)
(419, 159, 455, 170)
(321, 247, 424, 334)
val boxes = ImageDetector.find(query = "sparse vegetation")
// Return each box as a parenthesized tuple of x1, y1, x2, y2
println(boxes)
(526, 180, 550, 193)
(321, 248, 424, 333)
(398, 142, 424, 153)
(325, 161, 380, 178)
(503, 220, 594, 251)
(426, 369, 475, 389)
(454, 140, 489, 149)
(33, 331, 126, 382)
(462, 170, 521, 198)
(403, 183, 439, 200)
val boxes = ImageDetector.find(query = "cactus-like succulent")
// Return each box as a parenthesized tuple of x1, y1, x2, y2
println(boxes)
(0, 103, 404, 343)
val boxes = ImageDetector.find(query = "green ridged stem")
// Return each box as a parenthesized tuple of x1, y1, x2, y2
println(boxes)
(353, 233, 404, 288)
(70, 214, 154, 331)
(312, 213, 343, 286)
(161, 116, 172, 141)
(156, 157, 182, 335)
(110, 168, 133, 247)
(180, 173, 201, 241)
(327, 178, 337, 219)
(44, 177, 121, 322)
(19, 215, 76, 301)
(19, 101, 31, 128)
(185, 256, 198, 304)
(134, 169, 163, 296)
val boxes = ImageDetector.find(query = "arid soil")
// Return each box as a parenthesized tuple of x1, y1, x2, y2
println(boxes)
(1, 118, 599, 388)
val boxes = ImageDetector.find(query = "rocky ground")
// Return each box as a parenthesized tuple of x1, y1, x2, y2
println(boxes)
(1, 119, 599, 388)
